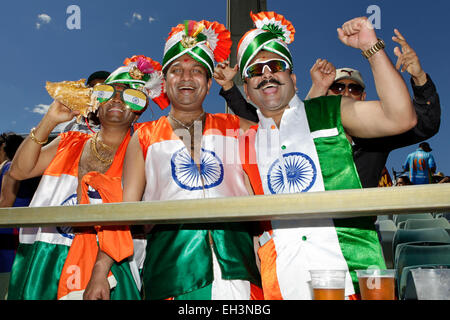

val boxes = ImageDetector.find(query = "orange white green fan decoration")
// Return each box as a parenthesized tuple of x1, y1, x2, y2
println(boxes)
(104, 55, 170, 111)
(162, 19, 232, 77)
(237, 11, 296, 79)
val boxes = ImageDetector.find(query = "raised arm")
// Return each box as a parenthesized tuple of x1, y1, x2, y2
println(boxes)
(353, 29, 440, 150)
(338, 17, 417, 138)
(9, 100, 79, 180)
(306, 59, 336, 99)
(214, 62, 259, 123)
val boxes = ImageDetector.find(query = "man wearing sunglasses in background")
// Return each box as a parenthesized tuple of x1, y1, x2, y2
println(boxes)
(217, 28, 440, 190)
(220, 12, 418, 300)
(306, 29, 440, 188)
(7, 55, 168, 300)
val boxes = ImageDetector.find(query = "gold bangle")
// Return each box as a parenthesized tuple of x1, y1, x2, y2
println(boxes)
(29, 127, 48, 145)
(361, 39, 385, 59)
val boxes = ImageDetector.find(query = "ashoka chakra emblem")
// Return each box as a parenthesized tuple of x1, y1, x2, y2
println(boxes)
(267, 152, 317, 194)
(57, 194, 77, 239)
(171, 148, 224, 191)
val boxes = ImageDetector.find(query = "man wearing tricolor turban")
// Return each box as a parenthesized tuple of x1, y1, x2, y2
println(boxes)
(232, 12, 418, 300)
(86, 20, 263, 301)
(8, 56, 168, 300)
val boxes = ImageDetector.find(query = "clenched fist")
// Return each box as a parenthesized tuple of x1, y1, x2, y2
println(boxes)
(337, 17, 379, 52)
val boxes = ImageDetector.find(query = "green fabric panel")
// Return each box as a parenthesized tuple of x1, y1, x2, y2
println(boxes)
(210, 222, 261, 286)
(174, 283, 212, 300)
(8, 242, 69, 300)
(334, 217, 387, 293)
(143, 225, 213, 300)
(304, 95, 362, 191)
(110, 260, 142, 300)
(143, 223, 259, 300)
(304, 96, 386, 294)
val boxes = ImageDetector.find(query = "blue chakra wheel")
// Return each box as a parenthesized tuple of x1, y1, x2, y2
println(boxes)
(267, 152, 317, 194)
(56, 194, 77, 239)
(171, 147, 224, 191)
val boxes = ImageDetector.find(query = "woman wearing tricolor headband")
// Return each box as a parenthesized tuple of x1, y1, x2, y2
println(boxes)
(7, 56, 169, 300)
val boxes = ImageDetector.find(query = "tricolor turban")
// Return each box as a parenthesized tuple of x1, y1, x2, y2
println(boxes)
(237, 11, 296, 79)
(105, 55, 170, 110)
(162, 20, 232, 77)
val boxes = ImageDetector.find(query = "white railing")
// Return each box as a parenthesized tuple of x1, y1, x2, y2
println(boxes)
(0, 184, 449, 228)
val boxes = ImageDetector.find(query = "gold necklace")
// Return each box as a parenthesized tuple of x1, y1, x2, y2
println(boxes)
(93, 132, 114, 151)
(168, 112, 205, 130)
(90, 133, 114, 165)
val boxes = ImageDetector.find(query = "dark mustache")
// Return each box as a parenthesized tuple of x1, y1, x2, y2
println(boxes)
(254, 79, 284, 90)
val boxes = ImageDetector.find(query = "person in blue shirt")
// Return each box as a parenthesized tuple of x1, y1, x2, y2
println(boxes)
(403, 142, 436, 184)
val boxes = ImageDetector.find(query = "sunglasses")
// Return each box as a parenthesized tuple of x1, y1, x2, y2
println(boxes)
(329, 82, 364, 96)
(92, 84, 148, 114)
(244, 59, 290, 79)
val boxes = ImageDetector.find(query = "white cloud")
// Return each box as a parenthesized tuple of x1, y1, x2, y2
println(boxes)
(126, 12, 144, 27)
(148, 16, 156, 23)
(133, 13, 142, 21)
(36, 13, 51, 29)
(32, 104, 50, 114)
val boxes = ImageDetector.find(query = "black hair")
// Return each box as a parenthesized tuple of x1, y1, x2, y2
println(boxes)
(2, 132, 24, 160)
(86, 71, 110, 87)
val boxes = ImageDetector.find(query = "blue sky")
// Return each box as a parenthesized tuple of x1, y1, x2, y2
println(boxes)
(0, 0, 448, 178)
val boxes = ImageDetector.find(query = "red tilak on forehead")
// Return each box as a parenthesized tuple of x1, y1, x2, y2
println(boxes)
(184, 59, 190, 62)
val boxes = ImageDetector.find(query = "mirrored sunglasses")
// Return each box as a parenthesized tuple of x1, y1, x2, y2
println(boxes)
(329, 82, 364, 96)
(244, 59, 290, 79)
(92, 84, 148, 114)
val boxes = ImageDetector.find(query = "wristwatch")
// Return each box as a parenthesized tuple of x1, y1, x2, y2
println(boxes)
(361, 39, 385, 59)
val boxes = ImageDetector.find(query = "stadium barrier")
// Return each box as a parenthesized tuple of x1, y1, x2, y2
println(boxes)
(0, 184, 449, 228)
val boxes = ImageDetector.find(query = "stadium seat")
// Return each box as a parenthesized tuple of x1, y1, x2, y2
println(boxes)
(376, 220, 397, 268)
(397, 221, 406, 229)
(394, 242, 450, 294)
(404, 217, 450, 230)
(393, 213, 434, 227)
(399, 264, 450, 300)
(376, 215, 391, 222)
(392, 228, 450, 259)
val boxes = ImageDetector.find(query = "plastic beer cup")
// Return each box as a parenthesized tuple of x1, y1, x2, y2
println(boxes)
(356, 269, 396, 300)
(310, 270, 347, 300)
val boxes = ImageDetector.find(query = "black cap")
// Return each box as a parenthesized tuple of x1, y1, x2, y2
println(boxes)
(419, 142, 432, 152)
(86, 71, 110, 86)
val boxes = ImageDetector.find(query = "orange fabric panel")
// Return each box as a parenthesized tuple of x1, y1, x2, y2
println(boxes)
(81, 172, 133, 262)
(138, 113, 242, 160)
(239, 126, 264, 195)
(57, 129, 134, 299)
(250, 283, 264, 300)
(57, 232, 99, 299)
(44, 132, 90, 177)
(258, 238, 283, 300)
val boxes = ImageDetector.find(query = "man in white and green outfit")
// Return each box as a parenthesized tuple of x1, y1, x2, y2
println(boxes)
(238, 12, 418, 299)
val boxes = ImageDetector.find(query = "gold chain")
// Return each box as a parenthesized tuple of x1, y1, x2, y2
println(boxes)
(168, 112, 205, 130)
(90, 133, 114, 165)
(93, 132, 114, 151)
